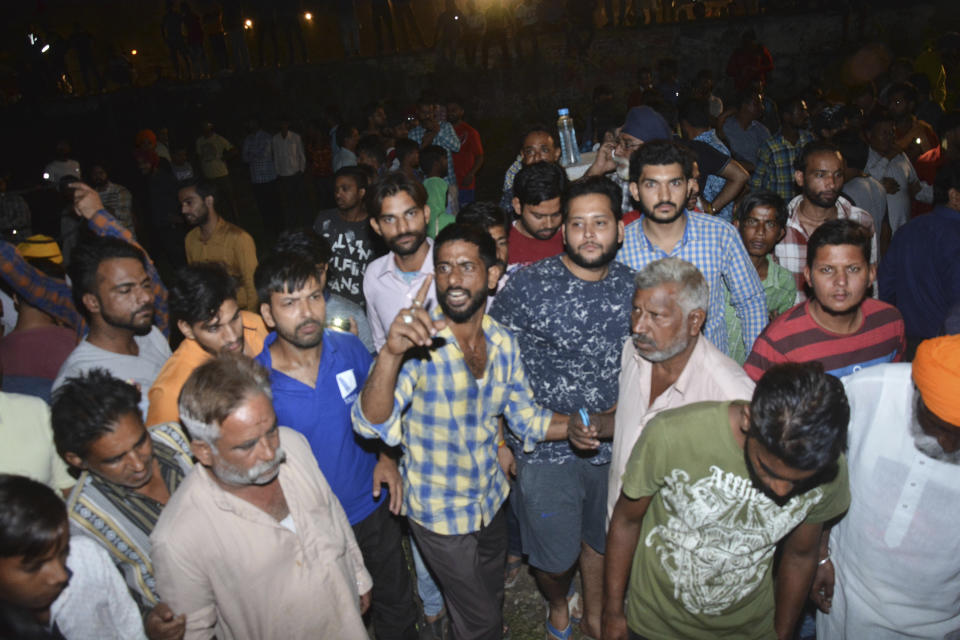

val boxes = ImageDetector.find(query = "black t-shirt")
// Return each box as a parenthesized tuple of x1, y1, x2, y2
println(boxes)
(313, 209, 385, 307)
(677, 139, 731, 194)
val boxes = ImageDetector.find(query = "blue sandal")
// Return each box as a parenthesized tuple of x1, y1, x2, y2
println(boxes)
(545, 610, 572, 640)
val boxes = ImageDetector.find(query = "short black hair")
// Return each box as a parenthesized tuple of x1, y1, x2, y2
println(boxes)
(181, 178, 217, 204)
(458, 201, 509, 231)
(629, 140, 694, 183)
(419, 144, 446, 174)
(734, 190, 787, 229)
(678, 98, 711, 129)
(934, 159, 960, 205)
(255, 250, 327, 305)
(513, 162, 567, 207)
(806, 218, 872, 269)
(67, 236, 148, 320)
(834, 131, 869, 172)
(334, 165, 369, 190)
(749, 362, 849, 472)
(434, 223, 498, 270)
(356, 134, 386, 165)
(51, 368, 142, 459)
(0, 474, 67, 560)
(518, 123, 556, 150)
(563, 176, 623, 221)
(271, 228, 333, 266)
(886, 81, 918, 106)
(863, 108, 896, 135)
(365, 171, 427, 218)
(169, 262, 237, 326)
(335, 123, 358, 148)
(794, 140, 842, 172)
(394, 138, 419, 164)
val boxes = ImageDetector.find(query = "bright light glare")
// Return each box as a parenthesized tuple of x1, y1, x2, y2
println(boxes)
(131, 49, 138, 56)
(304, 12, 313, 20)
(244, 18, 253, 29)
(28, 33, 37, 45)
(41, 44, 50, 53)
(42, 172, 50, 180)
(915, 137, 922, 145)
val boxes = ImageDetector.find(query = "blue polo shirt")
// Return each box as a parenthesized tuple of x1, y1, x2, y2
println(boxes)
(255, 329, 382, 525)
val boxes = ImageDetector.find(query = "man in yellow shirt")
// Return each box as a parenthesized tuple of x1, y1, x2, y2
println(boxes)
(146, 262, 267, 426)
(179, 180, 258, 310)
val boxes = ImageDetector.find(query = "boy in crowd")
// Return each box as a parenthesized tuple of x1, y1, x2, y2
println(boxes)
(725, 191, 800, 364)
(421, 145, 454, 238)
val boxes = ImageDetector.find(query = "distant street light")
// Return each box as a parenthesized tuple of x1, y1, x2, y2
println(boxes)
(41, 44, 50, 53)
(131, 49, 138, 56)
(304, 12, 313, 21)
(244, 18, 253, 29)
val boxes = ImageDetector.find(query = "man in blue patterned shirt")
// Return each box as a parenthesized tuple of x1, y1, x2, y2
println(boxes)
(354, 224, 571, 640)
(752, 97, 814, 202)
(616, 141, 768, 357)
(408, 98, 460, 187)
(490, 176, 634, 640)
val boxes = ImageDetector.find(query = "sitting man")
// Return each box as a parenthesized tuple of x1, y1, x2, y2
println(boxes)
(604, 362, 850, 640)
(147, 262, 268, 426)
(746, 219, 905, 380)
(152, 356, 373, 639)
(814, 335, 960, 637)
(353, 224, 573, 640)
(51, 368, 191, 633)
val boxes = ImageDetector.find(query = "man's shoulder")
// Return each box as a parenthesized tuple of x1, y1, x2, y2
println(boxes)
(860, 298, 904, 326)
(646, 400, 733, 441)
(222, 220, 254, 241)
(322, 326, 371, 365)
(687, 210, 740, 242)
(761, 301, 810, 337)
(697, 339, 756, 396)
(0, 390, 48, 419)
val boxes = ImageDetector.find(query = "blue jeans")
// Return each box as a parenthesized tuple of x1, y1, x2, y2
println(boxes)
(411, 536, 444, 617)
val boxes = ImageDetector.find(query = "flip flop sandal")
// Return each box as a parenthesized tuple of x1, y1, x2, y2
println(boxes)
(545, 607, 572, 640)
(504, 556, 524, 589)
(567, 590, 583, 625)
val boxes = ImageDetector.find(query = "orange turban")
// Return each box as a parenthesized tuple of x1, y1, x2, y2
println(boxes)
(135, 129, 157, 149)
(912, 335, 960, 427)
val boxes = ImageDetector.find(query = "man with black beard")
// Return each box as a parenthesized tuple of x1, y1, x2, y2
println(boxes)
(353, 224, 575, 640)
(179, 180, 259, 311)
(253, 251, 418, 640)
(616, 140, 767, 358)
(53, 234, 171, 419)
(363, 172, 439, 351)
(813, 336, 960, 638)
(490, 176, 634, 639)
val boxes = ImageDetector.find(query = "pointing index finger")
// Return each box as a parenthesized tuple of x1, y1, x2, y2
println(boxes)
(413, 274, 433, 307)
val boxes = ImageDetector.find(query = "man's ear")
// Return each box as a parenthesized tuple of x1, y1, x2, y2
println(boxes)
(629, 182, 640, 204)
(512, 197, 522, 218)
(191, 439, 214, 467)
(82, 292, 100, 316)
(63, 451, 86, 470)
(617, 219, 625, 244)
(803, 265, 812, 290)
(204, 195, 216, 211)
(423, 204, 431, 225)
(260, 302, 276, 329)
(370, 215, 383, 237)
(178, 319, 197, 342)
(687, 308, 707, 336)
(948, 187, 960, 210)
(794, 169, 804, 189)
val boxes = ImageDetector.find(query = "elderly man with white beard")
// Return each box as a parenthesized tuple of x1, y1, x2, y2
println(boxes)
(813, 334, 960, 639)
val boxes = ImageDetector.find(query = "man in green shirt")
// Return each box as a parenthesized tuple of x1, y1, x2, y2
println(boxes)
(604, 362, 850, 640)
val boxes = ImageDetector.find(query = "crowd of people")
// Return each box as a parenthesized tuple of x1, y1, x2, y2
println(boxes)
(1, 22, 960, 640)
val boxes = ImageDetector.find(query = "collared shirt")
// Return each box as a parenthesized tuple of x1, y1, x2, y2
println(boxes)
(362, 239, 438, 351)
(97, 181, 135, 234)
(255, 330, 382, 525)
(616, 212, 768, 356)
(353, 313, 552, 535)
(67, 423, 193, 610)
(724, 255, 798, 365)
(146, 311, 268, 426)
(0, 391, 74, 491)
(818, 364, 960, 639)
(751, 130, 815, 201)
(864, 148, 917, 232)
(151, 428, 372, 640)
(185, 218, 258, 310)
(272, 130, 306, 177)
(722, 118, 771, 167)
(878, 204, 960, 339)
(241, 130, 277, 184)
(333, 147, 357, 172)
(775, 195, 877, 298)
(409, 122, 461, 186)
(0, 209, 169, 337)
(608, 336, 755, 520)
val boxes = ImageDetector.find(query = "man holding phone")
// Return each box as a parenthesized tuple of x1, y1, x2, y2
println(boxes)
(253, 250, 418, 640)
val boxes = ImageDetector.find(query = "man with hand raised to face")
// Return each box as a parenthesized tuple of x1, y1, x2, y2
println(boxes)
(353, 224, 576, 640)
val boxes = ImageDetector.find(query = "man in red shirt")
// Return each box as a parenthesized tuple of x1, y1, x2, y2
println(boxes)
(509, 162, 566, 268)
(447, 98, 484, 205)
(914, 110, 960, 217)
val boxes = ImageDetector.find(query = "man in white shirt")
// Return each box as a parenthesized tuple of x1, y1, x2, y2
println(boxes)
(814, 335, 960, 638)
(362, 172, 438, 351)
(272, 117, 309, 229)
(43, 139, 82, 184)
(864, 111, 921, 234)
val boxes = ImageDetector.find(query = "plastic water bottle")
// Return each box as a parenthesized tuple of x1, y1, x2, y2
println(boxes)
(557, 108, 581, 167)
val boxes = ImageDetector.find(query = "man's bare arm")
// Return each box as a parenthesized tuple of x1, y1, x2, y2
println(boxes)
(774, 521, 823, 640)
(603, 493, 653, 640)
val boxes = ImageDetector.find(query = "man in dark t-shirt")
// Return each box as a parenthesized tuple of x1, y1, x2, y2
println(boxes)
(313, 166, 385, 306)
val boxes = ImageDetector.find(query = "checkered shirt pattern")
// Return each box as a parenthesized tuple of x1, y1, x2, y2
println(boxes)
(616, 212, 768, 356)
(775, 195, 878, 300)
(353, 314, 551, 535)
(409, 122, 461, 186)
(751, 130, 814, 201)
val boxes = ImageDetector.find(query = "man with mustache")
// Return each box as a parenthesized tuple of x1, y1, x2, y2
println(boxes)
(616, 140, 767, 358)
(353, 224, 575, 640)
(508, 161, 567, 268)
(146, 263, 269, 426)
(253, 251, 417, 640)
(152, 355, 373, 639)
(774, 140, 877, 299)
(745, 219, 904, 381)
(813, 335, 960, 638)
(490, 176, 634, 639)
(569, 257, 754, 524)
(363, 172, 440, 352)
(603, 363, 850, 640)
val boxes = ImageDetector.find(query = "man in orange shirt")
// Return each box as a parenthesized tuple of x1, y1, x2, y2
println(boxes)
(146, 262, 267, 426)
